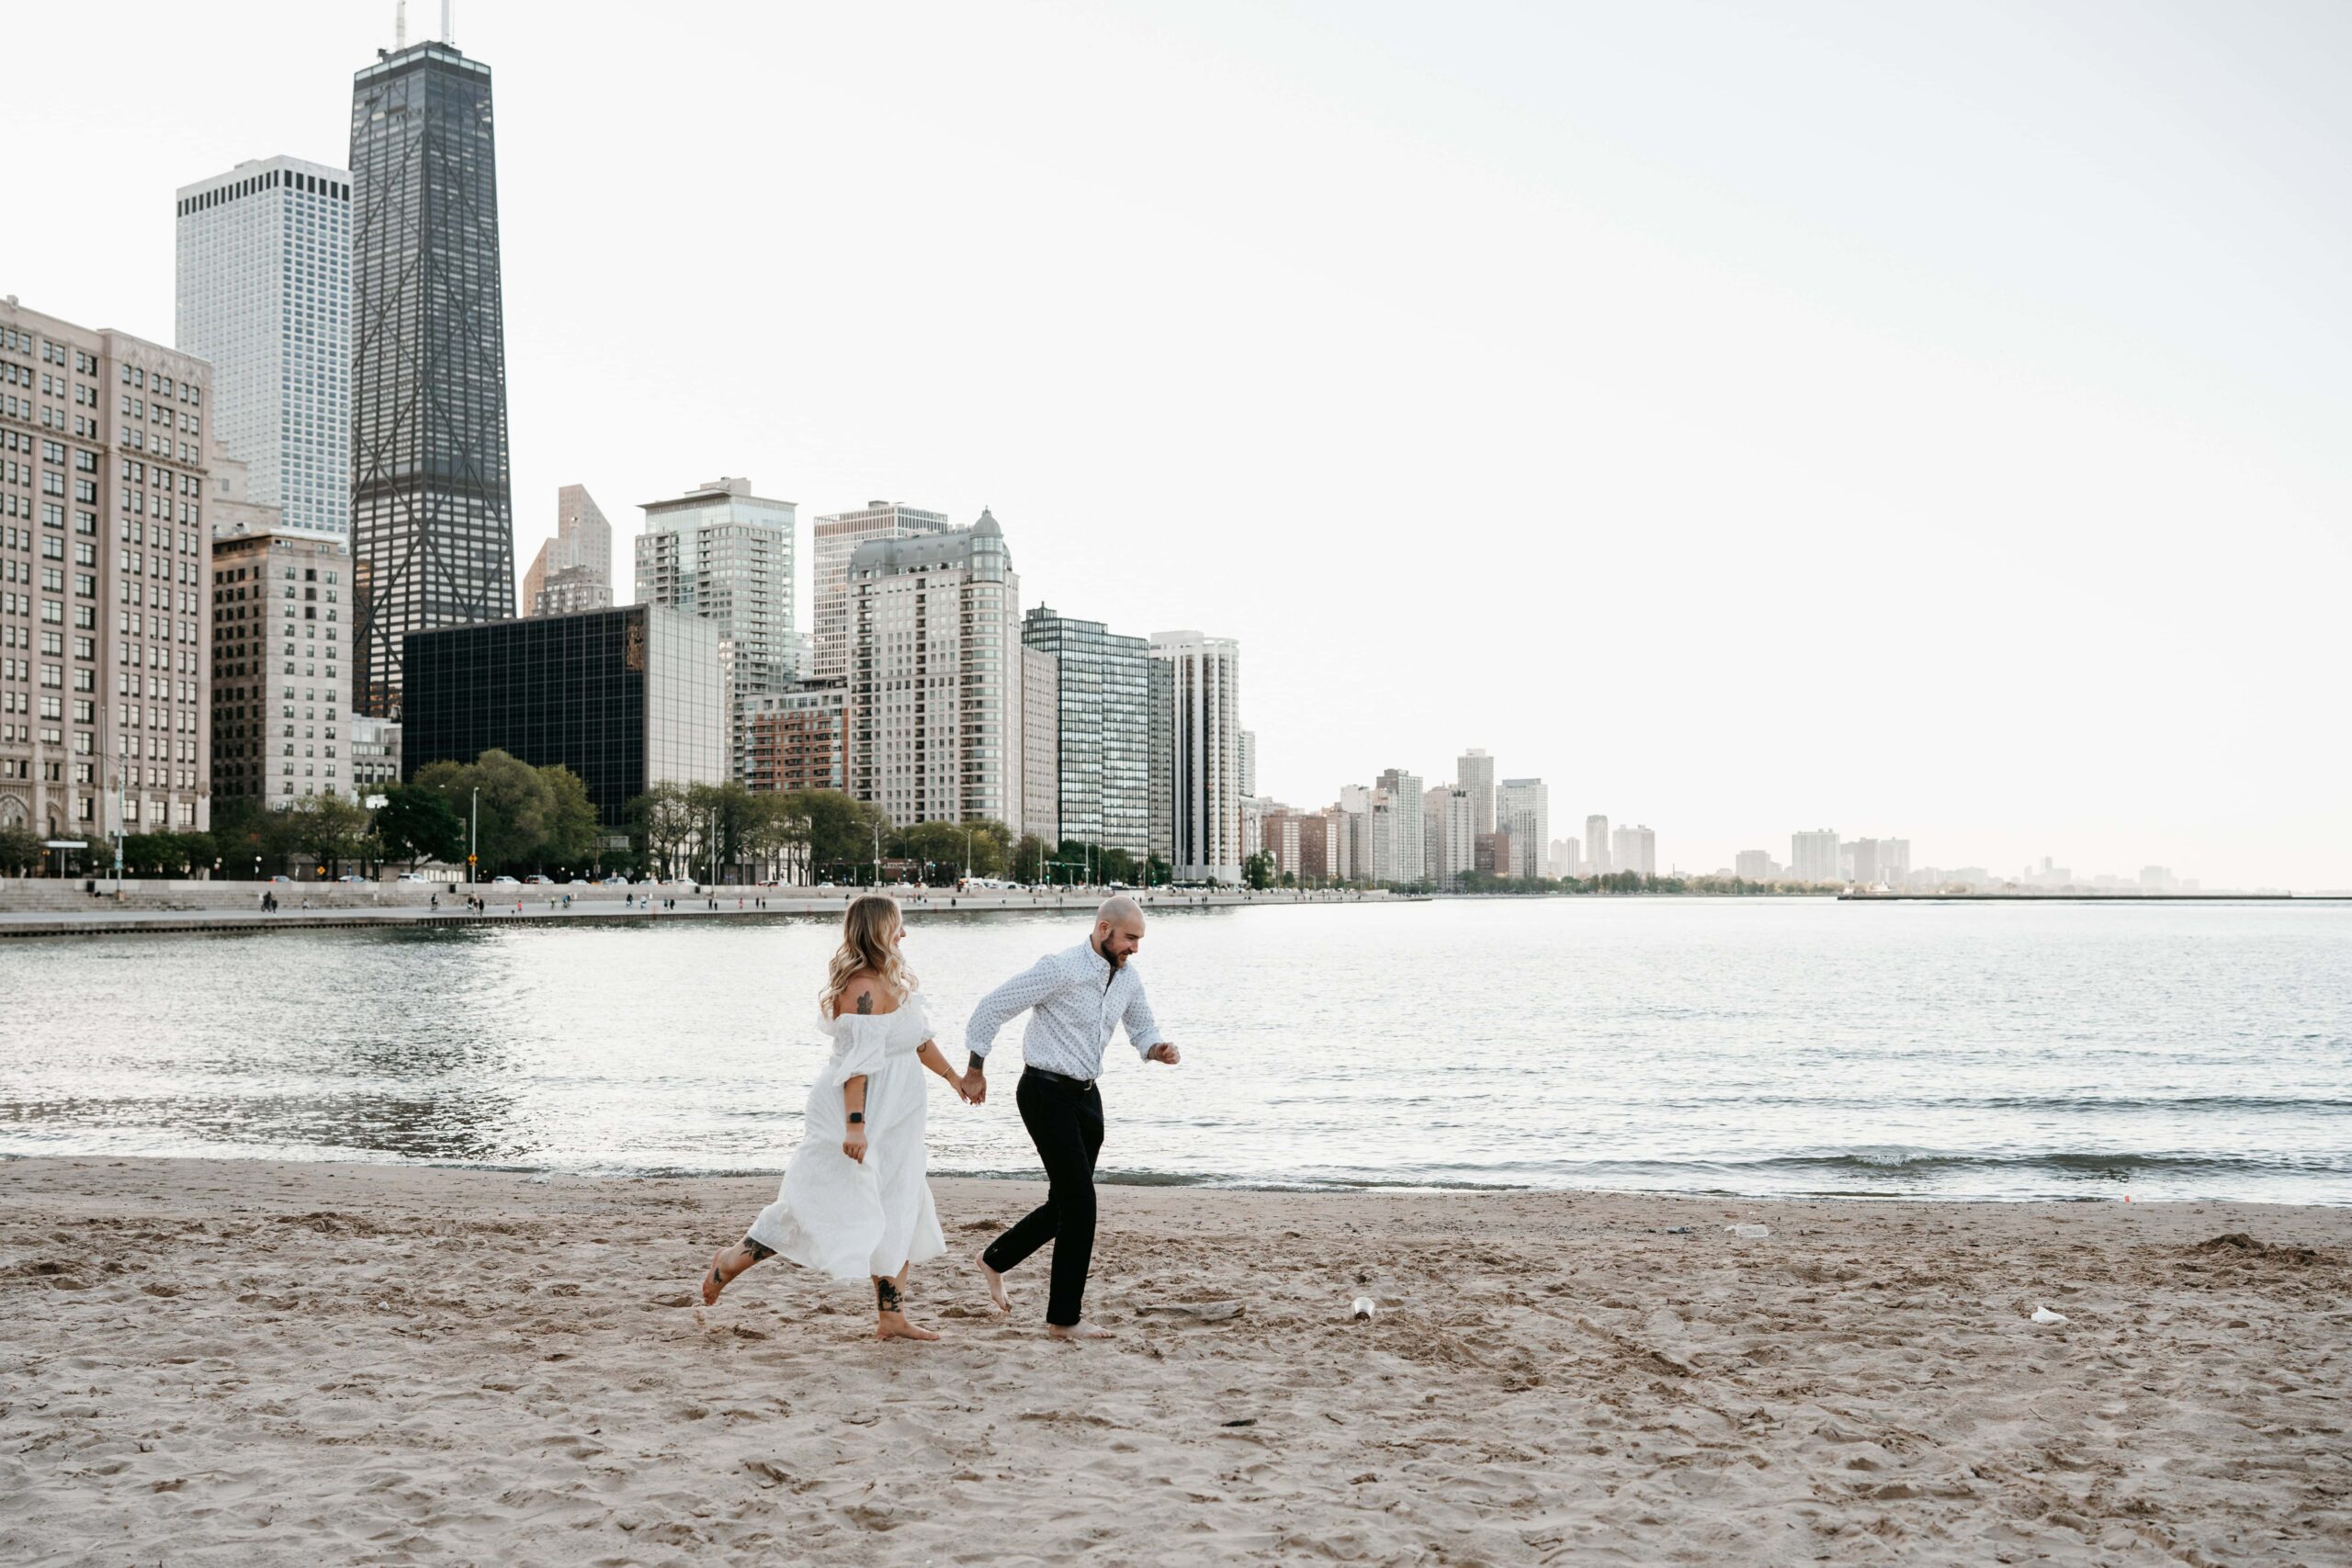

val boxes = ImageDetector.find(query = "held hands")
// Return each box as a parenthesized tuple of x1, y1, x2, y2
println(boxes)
(842, 1125, 868, 1164)
(962, 1064, 988, 1105)
(1147, 1043, 1181, 1066)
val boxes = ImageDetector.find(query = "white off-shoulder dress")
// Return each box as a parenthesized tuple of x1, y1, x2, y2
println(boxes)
(745, 993, 946, 1283)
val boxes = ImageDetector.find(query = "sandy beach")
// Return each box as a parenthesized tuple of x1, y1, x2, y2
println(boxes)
(1, 1158, 2345, 1566)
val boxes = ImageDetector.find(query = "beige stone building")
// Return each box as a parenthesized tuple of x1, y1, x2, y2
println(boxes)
(845, 511, 1024, 833)
(0, 299, 212, 847)
(209, 500, 354, 808)
(522, 483, 613, 618)
(810, 501, 948, 682)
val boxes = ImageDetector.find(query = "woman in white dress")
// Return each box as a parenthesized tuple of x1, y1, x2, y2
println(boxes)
(700, 894, 973, 1341)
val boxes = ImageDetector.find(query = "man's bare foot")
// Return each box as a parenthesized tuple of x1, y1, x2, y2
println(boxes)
(974, 1250, 1012, 1315)
(1046, 1320, 1116, 1341)
(876, 1314, 943, 1342)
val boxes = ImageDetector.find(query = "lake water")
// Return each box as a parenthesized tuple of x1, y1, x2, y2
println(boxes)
(4, 898, 2347, 1202)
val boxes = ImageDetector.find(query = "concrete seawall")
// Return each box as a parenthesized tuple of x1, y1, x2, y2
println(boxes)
(0, 885, 1401, 940)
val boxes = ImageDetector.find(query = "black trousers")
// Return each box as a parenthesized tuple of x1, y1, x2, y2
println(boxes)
(982, 1069, 1105, 1326)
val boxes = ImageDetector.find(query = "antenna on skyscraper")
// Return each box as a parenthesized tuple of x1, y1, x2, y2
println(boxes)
(443, 0, 456, 44)
(395, 0, 406, 48)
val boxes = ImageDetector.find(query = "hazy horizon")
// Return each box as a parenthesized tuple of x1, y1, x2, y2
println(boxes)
(6, 2, 2346, 886)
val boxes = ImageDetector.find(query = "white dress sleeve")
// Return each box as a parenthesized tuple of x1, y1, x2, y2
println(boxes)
(824, 1013, 892, 1085)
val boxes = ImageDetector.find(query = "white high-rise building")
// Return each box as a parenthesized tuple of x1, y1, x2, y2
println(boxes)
(847, 512, 1024, 832)
(1587, 813, 1611, 874)
(637, 477, 797, 694)
(1376, 767, 1425, 883)
(1611, 823, 1657, 876)
(1424, 786, 1476, 888)
(1237, 728, 1257, 797)
(175, 157, 352, 536)
(1148, 630, 1241, 883)
(1498, 777, 1548, 880)
(811, 501, 949, 682)
(1791, 828, 1841, 884)
(1735, 849, 1778, 881)
(1458, 747, 1496, 836)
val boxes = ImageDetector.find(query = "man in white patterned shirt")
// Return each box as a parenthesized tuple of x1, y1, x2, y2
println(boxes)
(964, 895, 1181, 1338)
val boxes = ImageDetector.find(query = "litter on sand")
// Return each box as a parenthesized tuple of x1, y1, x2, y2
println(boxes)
(1351, 1296, 1376, 1322)
(2030, 1304, 2069, 1325)
(1724, 1224, 1770, 1239)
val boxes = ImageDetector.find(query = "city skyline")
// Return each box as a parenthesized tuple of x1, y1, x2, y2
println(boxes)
(6, 4, 2346, 885)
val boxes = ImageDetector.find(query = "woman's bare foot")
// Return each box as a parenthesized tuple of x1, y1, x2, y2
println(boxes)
(1046, 1320, 1116, 1341)
(974, 1250, 1012, 1315)
(876, 1314, 943, 1342)
(701, 1239, 769, 1306)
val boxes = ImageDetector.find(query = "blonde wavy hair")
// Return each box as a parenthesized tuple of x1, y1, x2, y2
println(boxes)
(820, 894, 917, 1017)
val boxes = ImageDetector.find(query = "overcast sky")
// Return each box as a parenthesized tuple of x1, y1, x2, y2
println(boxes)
(7, 1, 2347, 886)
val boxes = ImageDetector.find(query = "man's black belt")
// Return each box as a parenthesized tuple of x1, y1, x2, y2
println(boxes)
(1023, 1066, 1097, 1089)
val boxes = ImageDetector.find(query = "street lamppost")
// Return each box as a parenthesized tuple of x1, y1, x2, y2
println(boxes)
(468, 785, 478, 889)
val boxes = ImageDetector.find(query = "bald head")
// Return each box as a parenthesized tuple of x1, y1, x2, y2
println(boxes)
(1093, 895, 1146, 967)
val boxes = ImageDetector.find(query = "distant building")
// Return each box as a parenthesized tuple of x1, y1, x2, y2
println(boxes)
(2140, 864, 2174, 891)
(1474, 831, 1502, 875)
(348, 39, 515, 717)
(209, 515, 354, 807)
(1550, 836, 1581, 878)
(175, 156, 351, 537)
(1791, 829, 1841, 884)
(400, 604, 726, 831)
(1237, 728, 1257, 798)
(1148, 629, 1241, 883)
(637, 477, 797, 694)
(1611, 823, 1657, 877)
(1147, 660, 1174, 871)
(1586, 814, 1611, 875)
(1735, 849, 1778, 881)
(1335, 784, 1370, 883)
(351, 715, 401, 798)
(1368, 788, 1410, 885)
(1849, 837, 1910, 886)
(1498, 777, 1547, 880)
(524, 484, 613, 618)
(1021, 647, 1059, 845)
(1023, 604, 1152, 859)
(0, 299, 215, 845)
(848, 513, 1024, 833)
(738, 679, 847, 795)
(1425, 786, 1475, 888)
(810, 501, 948, 682)
(1377, 768, 1425, 883)
(1458, 748, 1495, 836)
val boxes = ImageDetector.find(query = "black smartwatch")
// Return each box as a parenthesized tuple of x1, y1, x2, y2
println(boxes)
(846, 1111, 865, 1124)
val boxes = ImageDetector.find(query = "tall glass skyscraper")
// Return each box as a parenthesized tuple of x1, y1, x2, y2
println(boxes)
(1022, 604, 1152, 859)
(348, 39, 514, 717)
(175, 156, 352, 536)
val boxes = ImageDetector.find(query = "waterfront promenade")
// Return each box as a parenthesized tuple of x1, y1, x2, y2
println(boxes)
(0, 882, 1389, 940)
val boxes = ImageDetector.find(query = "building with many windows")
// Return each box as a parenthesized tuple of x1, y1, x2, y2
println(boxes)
(1457, 747, 1495, 837)
(1374, 768, 1424, 884)
(810, 501, 948, 683)
(0, 300, 212, 846)
(636, 477, 796, 694)
(1498, 776, 1548, 881)
(349, 39, 514, 717)
(400, 604, 724, 831)
(1735, 848, 1777, 881)
(846, 512, 1024, 833)
(1586, 813, 1610, 875)
(738, 678, 847, 795)
(1021, 646, 1058, 843)
(1148, 629, 1240, 883)
(175, 156, 351, 538)
(524, 484, 613, 618)
(1021, 604, 1152, 859)
(1790, 828, 1841, 884)
(351, 714, 401, 797)
(209, 510, 353, 807)
(1611, 822, 1658, 877)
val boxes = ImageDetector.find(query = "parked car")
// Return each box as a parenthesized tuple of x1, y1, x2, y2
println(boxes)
(336, 874, 368, 884)
(491, 875, 520, 886)
(267, 874, 294, 885)
(524, 874, 553, 886)
(395, 873, 429, 883)
(599, 874, 631, 886)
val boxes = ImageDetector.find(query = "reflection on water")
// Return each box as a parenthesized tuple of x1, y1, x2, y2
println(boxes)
(4, 900, 2349, 1201)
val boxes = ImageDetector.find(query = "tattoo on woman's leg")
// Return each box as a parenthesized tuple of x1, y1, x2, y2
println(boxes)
(741, 1236, 775, 1262)
(876, 1276, 902, 1313)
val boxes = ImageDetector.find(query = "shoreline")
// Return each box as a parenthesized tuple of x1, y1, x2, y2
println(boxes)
(4, 1156, 2344, 1564)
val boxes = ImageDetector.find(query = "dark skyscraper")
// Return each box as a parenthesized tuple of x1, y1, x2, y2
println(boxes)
(348, 39, 514, 717)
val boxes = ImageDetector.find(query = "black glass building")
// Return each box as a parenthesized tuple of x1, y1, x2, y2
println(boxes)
(401, 606, 726, 830)
(349, 39, 514, 718)
(1022, 604, 1153, 858)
